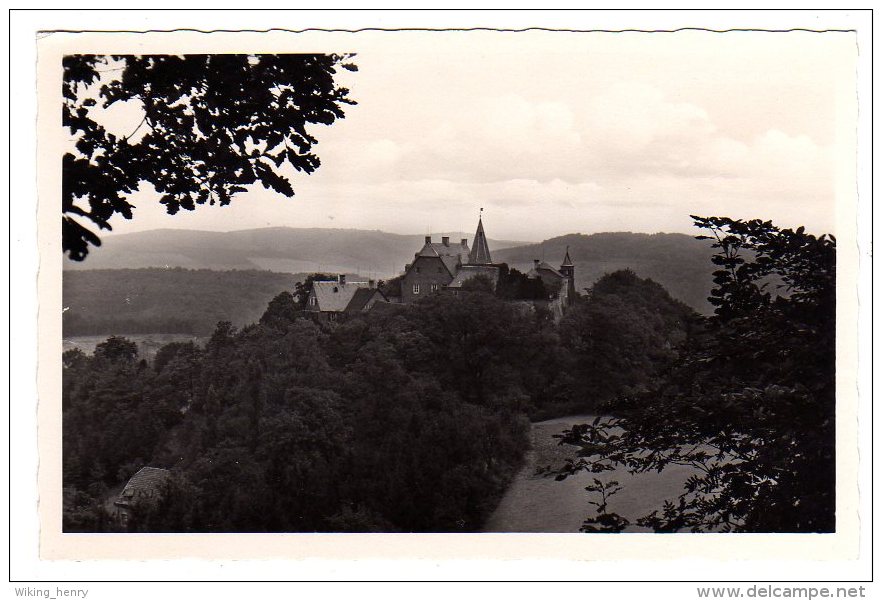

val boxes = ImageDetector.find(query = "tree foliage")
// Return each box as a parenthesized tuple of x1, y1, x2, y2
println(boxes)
(60, 257, 718, 533)
(62, 292, 544, 532)
(556, 217, 836, 532)
(62, 54, 356, 260)
(548, 269, 697, 417)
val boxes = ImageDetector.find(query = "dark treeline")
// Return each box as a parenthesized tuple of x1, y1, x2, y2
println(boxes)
(62, 269, 695, 533)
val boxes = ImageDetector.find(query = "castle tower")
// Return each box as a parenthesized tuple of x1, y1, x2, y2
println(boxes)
(559, 246, 574, 279)
(468, 212, 492, 265)
(560, 246, 576, 304)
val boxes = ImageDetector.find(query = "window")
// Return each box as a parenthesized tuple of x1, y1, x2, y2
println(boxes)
(413, 284, 420, 294)
(431, 283, 439, 292)
(310, 296, 317, 306)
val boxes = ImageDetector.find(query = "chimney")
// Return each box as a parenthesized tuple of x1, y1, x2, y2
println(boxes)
(533, 259, 540, 270)
(339, 274, 346, 286)
(368, 279, 375, 289)
(442, 236, 450, 247)
(461, 238, 468, 246)
(425, 235, 432, 245)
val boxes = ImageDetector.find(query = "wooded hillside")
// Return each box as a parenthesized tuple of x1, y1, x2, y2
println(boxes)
(494, 232, 716, 312)
(63, 268, 297, 336)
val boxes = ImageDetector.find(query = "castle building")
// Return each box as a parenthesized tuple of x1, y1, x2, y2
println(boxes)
(400, 216, 500, 303)
(400, 216, 575, 310)
(303, 215, 576, 314)
(526, 246, 577, 304)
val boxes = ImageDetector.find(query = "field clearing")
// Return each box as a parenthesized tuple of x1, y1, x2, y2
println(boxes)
(483, 415, 699, 533)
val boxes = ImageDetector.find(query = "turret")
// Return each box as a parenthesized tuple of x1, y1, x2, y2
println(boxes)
(560, 246, 576, 305)
(468, 212, 492, 265)
(559, 246, 574, 280)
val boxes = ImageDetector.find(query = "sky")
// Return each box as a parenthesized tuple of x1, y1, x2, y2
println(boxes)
(100, 30, 856, 243)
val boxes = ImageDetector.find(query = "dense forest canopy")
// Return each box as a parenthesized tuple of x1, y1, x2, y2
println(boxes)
(62, 268, 692, 532)
(62, 216, 834, 533)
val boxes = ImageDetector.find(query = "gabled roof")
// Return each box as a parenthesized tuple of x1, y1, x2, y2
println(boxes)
(416, 241, 469, 265)
(344, 287, 386, 314)
(115, 467, 170, 507)
(312, 280, 371, 312)
(468, 218, 492, 265)
(409, 248, 463, 277)
(416, 244, 440, 258)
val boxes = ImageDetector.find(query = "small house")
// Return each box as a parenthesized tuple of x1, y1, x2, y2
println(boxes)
(113, 466, 170, 526)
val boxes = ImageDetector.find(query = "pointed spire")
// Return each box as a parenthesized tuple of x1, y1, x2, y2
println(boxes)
(561, 245, 573, 267)
(468, 210, 492, 265)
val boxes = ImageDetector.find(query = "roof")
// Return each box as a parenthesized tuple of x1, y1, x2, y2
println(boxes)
(115, 467, 170, 507)
(561, 246, 574, 267)
(528, 262, 565, 279)
(344, 287, 386, 314)
(312, 280, 371, 312)
(416, 244, 439, 258)
(468, 218, 493, 265)
(447, 265, 500, 289)
(439, 254, 462, 275)
(415, 241, 469, 272)
(410, 241, 467, 278)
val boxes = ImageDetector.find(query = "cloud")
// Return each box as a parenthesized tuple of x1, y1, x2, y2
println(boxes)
(318, 81, 833, 205)
(106, 39, 846, 243)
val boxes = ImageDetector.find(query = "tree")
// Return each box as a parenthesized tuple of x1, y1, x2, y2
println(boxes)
(94, 335, 139, 362)
(558, 270, 696, 407)
(459, 273, 496, 294)
(259, 291, 300, 330)
(63, 54, 357, 260)
(494, 265, 549, 301)
(556, 217, 836, 533)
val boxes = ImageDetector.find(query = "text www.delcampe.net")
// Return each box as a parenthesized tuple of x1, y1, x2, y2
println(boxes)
(696, 585, 868, 599)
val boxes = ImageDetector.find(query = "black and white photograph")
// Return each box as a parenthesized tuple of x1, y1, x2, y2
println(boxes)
(13, 9, 871, 588)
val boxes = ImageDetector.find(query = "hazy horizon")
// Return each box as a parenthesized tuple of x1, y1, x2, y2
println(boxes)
(97, 222, 709, 245)
(84, 30, 854, 249)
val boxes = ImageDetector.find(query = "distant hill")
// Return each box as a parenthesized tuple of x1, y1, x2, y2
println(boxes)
(63, 227, 527, 278)
(62, 230, 719, 338)
(493, 232, 716, 312)
(63, 268, 299, 337)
